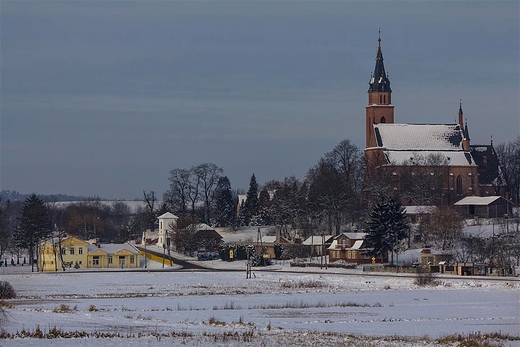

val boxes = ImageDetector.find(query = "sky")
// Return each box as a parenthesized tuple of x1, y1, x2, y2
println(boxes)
(1, 1, 519, 200)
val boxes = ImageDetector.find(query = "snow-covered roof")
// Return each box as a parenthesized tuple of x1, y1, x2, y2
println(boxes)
(384, 150, 474, 167)
(351, 240, 364, 250)
(374, 124, 463, 150)
(337, 232, 366, 240)
(302, 235, 333, 246)
(157, 212, 178, 220)
(182, 223, 214, 231)
(404, 206, 436, 214)
(261, 236, 277, 244)
(454, 196, 504, 206)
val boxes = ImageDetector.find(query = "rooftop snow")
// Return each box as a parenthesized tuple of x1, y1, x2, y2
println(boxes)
(375, 124, 463, 150)
(454, 196, 503, 206)
(384, 150, 474, 166)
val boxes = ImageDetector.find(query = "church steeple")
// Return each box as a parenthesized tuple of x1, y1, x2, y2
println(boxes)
(365, 31, 395, 148)
(368, 30, 392, 93)
(458, 100, 464, 128)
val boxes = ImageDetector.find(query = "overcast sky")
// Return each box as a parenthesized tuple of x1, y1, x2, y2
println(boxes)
(1, 1, 518, 200)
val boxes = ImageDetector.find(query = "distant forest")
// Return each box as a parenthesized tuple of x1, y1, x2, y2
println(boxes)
(0, 190, 90, 202)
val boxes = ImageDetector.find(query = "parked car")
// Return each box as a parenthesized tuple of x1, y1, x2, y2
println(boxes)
(197, 252, 220, 261)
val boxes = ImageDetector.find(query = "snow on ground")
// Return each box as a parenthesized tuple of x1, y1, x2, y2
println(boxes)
(1, 258, 519, 347)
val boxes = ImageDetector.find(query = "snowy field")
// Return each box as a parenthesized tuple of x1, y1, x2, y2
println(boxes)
(1, 262, 519, 347)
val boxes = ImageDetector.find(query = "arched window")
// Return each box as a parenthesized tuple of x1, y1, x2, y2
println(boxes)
(380, 116, 386, 123)
(456, 175, 462, 195)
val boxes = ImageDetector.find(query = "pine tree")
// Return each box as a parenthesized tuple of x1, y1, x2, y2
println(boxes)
(15, 194, 51, 272)
(243, 173, 258, 225)
(364, 196, 409, 264)
(214, 176, 235, 227)
(257, 188, 271, 225)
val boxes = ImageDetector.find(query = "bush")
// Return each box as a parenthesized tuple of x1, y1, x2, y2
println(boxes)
(0, 281, 16, 299)
(414, 267, 438, 286)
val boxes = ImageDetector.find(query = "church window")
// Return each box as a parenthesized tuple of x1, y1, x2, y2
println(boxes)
(380, 116, 386, 123)
(379, 95, 382, 103)
(456, 175, 462, 195)
(383, 95, 386, 103)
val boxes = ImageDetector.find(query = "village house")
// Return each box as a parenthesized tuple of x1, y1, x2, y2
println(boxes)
(39, 234, 140, 271)
(87, 242, 140, 269)
(39, 234, 89, 271)
(327, 232, 383, 264)
(302, 235, 334, 256)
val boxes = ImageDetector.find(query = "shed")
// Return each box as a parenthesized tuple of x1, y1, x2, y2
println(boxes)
(454, 196, 512, 218)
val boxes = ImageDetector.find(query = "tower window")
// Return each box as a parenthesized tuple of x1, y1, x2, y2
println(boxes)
(380, 117, 386, 123)
(383, 95, 386, 104)
(379, 95, 382, 103)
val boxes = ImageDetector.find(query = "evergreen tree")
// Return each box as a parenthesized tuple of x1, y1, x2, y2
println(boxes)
(243, 173, 258, 225)
(257, 188, 271, 225)
(214, 176, 235, 227)
(15, 194, 51, 272)
(364, 196, 409, 264)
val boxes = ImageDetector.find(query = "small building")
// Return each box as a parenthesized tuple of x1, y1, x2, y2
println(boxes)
(184, 223, 223, 252)
(157, 212, 178, 249)
(404, 206, 435, 224)
(258, 235, 290, 259)
(454, 196, 512, 218)
(419, 248, 452, 266)
(39, 235, 140, 271)
(87, 242, 140, 269)
(302, 235, 334, 256)
(328, 232, 378, 264)
(39, 234, 90, 271)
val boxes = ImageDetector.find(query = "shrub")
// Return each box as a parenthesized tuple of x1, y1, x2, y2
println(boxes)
(414, 267, 438, 286)
(0, 281, 16, 299)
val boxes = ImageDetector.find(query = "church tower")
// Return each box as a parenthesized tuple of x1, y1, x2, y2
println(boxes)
(366, 33, 394, 148)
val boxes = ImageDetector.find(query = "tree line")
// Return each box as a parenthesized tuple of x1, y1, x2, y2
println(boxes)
(0, 136, 518, 270)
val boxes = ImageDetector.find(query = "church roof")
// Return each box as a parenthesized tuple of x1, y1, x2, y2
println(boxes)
(368, 35, 391, 93)
(373, 123, 477, 167)
(374, 123, 464, 150)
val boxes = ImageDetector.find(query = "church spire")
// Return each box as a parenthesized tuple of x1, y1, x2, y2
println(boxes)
(368, 30, 392, 93)
(458, 100, 464, 127)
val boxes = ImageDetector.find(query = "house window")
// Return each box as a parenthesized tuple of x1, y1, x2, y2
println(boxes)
(78, 247, 83, 255)
(108, 256, 113, 264)
(347, 251, 352, 259)
(69, 247, 75, 255)
(130, 256, 135, 264)
(61, 248, 66, 255)
(456, 175, 462, 195)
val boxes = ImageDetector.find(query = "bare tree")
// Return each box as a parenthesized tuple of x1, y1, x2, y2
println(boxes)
(398, 153, 451, 206)
(193, 163, 223, 223)
(143, 190, 157, 232)
(164, 168, 191, 216)
(427, 207, 464, 250)
(496, 136, 520, 204)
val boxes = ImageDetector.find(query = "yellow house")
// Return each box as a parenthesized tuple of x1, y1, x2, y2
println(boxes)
(39, 235, 89, 271)
(87, 243, 140, 269)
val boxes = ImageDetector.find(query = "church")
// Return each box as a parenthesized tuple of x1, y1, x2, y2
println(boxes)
(363, 35, 506, 207)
